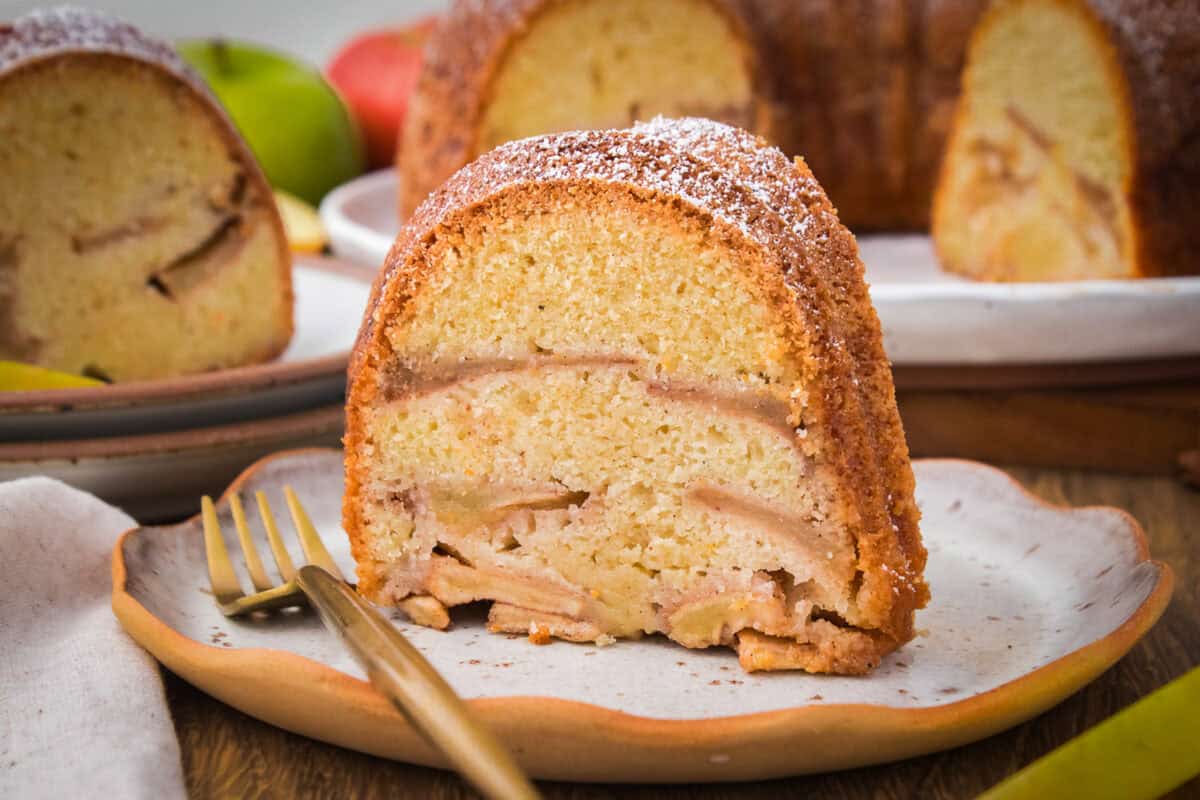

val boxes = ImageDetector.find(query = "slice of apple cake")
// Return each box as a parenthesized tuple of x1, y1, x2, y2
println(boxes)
(345, 118, 926, 674)
(932, 0, 1200, 281)
(0, 7, 291, 381)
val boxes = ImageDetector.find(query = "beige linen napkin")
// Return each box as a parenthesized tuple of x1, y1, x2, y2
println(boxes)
(0, 477, 184, 799)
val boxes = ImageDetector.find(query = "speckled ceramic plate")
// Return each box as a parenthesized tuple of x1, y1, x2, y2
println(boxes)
(112, 449, 1172, 783)
(321, 169, 1200, 368)
(0, 257, 372, 442)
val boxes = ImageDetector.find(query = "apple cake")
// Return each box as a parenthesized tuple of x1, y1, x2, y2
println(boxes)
(397, 0, 988, 230)
(933, 0, 1200, 280)
(0, 7, 292, 381)
(346, 118, 926, 674)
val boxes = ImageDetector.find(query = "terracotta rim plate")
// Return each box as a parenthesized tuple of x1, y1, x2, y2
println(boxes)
(0, 408, 342, 521)
(0, 257, 372, 442)
(321, 169, 1200, 368)
(113, 449, 1172, 782)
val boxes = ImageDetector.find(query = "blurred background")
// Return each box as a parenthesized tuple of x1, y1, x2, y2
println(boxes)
(0, 0, 440, 62)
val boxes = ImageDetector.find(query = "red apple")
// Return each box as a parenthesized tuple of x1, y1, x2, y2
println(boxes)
(326, 16, 438, 169)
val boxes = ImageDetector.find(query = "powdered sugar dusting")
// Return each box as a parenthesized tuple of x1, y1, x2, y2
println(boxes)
(1085, 0, 1199, 156)
(3, 7, 179, 74)
(635, 116, 829, 244)
(389, 117, 841, 292)
(397, 0, 544, 215)
(369, 117, 850, 373)
(1090, 0, 1177, 78)
(0, 6, 208, 96)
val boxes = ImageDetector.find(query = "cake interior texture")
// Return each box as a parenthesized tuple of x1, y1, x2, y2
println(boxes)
(477, 0, 756, 152)
(933, 0, 1132, 281)
(351, 178, 912, 672)
(0, 55, 289, 380)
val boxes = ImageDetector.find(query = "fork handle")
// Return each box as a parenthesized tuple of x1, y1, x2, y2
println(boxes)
(295, 566, 540, 800)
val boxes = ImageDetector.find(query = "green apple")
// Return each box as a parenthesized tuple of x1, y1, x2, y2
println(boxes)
(178, 39, 365, 205)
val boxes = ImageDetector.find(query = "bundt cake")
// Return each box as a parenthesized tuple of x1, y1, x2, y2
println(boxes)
(346, 118, 926, 674)
(736, 0, 989, 230)
(933, 0, 1200, 281)
(0, 8, 292, 382)
(397, 0, 988, 230)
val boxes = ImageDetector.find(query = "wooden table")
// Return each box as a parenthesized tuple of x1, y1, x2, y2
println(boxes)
(894, 371, 1200, 479)
(163, 465, 1199, 799)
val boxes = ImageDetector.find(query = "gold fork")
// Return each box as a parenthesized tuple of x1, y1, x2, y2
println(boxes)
(201, 486, 540, 800)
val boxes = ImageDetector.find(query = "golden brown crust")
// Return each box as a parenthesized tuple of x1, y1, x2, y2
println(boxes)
(347, 119, 925, 663)
(732, 0, 988, 230)
(0, 7, 293, 354)
(1087, 0, 1200, 277)
(932, 0, 1200, 278)
(396, 0, 767, 220)
(908, 0, 995, 227)
(1, 6, 196, 79)
(633, 118, 926, 641)
(397, 0, 537, 219)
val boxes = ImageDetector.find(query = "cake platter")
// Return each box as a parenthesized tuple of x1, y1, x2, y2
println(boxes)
(0, 257, 372, 442)
(113, 448, 1171, 782)
(0, 407, 342, 521)
(321, 169, 1200, 376)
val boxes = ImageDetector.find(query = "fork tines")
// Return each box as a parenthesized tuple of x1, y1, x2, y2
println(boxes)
(201, 486, 345, 616)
